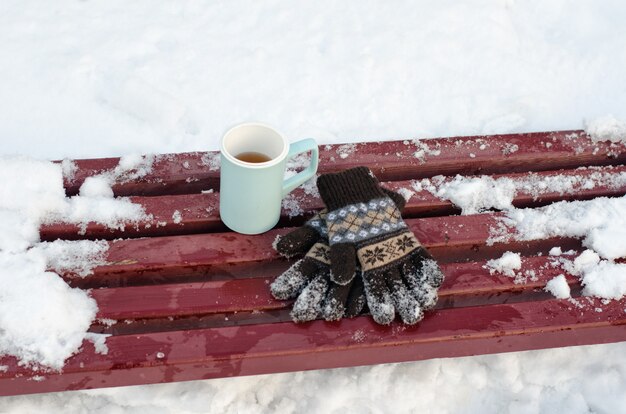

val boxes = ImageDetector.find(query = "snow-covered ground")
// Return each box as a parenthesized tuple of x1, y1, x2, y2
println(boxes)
(2, 0, 626, 413)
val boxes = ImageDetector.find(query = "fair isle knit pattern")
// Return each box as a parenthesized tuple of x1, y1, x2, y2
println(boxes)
(306, 210, 328, 237)
(326, 197, 406, 244)
(357, 231, 420, 271)
(305, 242, 331, 264)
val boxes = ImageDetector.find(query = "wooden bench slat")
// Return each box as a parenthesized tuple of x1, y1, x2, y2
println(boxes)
(43, 164, 626, 241)
(91, 309, 294, 336)
(90, 255, 573, 321)
(2, 297, 624, 396)
(65, 212, 582, 289)
(62, 130, 626, 197)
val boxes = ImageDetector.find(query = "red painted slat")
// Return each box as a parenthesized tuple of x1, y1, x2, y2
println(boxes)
(61, 130, 626, 196)
(42, 192, 222, 241)
(90, 255, 574, 320)
(42, 164, 626, 241)
(2, 298, 625, 396)
(65, 213, 581, 288)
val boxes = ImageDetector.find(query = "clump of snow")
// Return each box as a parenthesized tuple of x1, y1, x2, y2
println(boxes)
(415, 167, 626, 215)
(58, 196, 149, 234)
(172, 210, 182, 224)
(423, 176, 516, 215)
(571, 249, 601, 274)
(60, 159, 77, 181)
(79, 176, 114, 198)
(97, 318, 117, 327)
(544, 275, 571, 299)
(485, 252, 522, 277)
(585, 227, 626, 261)
(113, 154, 155, 183)
(549, 247, 562, 256)
(78, 154, 155, 197)
(491, 196, 626, 260)
(0, 155, 151, 369)
(0, 156, 69, 228)
(0, 249, 98, 370)
(417, 164, 626, 303)
(85, 333, 111, 355)
(396, 187, 415, 202)
(65, 155, 153, 233)
(578, 260, 626, 300)
(490, 196, 626, 301)
(555, 250, 626, 300)
(584, 115, 626, 143)
(32, 240, 109, 277)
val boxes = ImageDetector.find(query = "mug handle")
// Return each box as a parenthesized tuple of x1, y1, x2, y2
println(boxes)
(282, 138, 319, 197)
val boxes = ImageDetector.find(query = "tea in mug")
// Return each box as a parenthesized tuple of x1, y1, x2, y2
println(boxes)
(235, 151, 273, 163)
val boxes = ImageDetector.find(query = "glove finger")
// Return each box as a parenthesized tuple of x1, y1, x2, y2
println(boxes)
(417, 283, 439, 311)
(385, 266, 424, 325)
(321, 280, 352, 321)
(402, 257, 439, 311)
(402, 257, 426, 287)
(329, 243, 357, 285)
(344, 276, 366, 318)
(273, 226, 321, 258)
(270, 257, 321, 300)
(363, 271, 395, 325)
(290, 272, 330, 323)
(422, 257, 445, 289)
(413, 248, 445, 288)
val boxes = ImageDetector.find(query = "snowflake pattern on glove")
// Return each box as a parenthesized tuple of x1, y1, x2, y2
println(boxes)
(305, 242, 331, 265)
(357, 232, 421, 271)
(362, 246, 388, 265)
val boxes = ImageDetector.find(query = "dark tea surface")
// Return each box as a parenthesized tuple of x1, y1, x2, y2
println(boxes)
(235, 151, 273, 163)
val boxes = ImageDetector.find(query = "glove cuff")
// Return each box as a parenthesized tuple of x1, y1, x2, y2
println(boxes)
(317, 167, 387, 211)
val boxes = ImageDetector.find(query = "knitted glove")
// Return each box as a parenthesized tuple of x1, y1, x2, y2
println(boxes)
(270, 211, 365, 322)
(271, 188, 406, 322)
(317, 167, 444, 325)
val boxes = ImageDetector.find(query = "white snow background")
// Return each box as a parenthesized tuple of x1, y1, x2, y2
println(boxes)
(2, 0, 626, 413)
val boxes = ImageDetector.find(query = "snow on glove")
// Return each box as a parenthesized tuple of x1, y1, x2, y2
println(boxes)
(271, 189, 407, 323)
(317, 167, 444, 325)
(271, 211, 367, 322)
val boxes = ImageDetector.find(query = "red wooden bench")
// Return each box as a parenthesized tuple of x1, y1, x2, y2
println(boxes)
(2, 130, 626, 396)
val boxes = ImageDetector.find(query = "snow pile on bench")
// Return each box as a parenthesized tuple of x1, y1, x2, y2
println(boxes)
(585, 115, 626, 144)
(544, 275, 571, 299)
(414, 167, 626, 215)
(415, 169, 626, 302)
(0, 156, 149, 369)
(485, 252, 521, 277)
(494, 197, 626, 300)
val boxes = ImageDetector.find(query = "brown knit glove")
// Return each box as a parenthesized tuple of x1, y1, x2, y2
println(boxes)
(271, 211, 366, 321)
(271, 189, 407, 322)
(317, 167, 444, 325)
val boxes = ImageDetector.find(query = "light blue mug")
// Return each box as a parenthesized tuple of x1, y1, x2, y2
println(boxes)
(219, 123, 319, 234)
